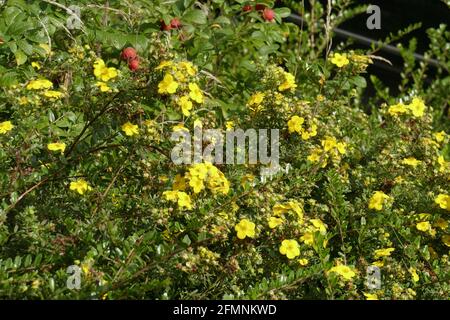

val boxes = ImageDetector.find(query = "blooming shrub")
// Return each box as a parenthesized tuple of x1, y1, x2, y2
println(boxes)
(0, 0, 449, 299)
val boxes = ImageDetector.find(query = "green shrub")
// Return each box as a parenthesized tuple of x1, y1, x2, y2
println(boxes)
(0, 0, 448, 299)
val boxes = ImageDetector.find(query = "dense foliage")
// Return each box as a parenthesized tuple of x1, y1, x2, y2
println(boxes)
(0, 0, 449, 299)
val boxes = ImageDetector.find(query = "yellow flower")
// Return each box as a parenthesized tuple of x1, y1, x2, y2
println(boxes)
(121, 122, 139, 136)
(287, 116, 304, 134)
(409, 267, 419, 283)
(273, 203, 290, 216)
(416, 221, 431, 232)
(408, 97, 426, 117)
(279, 239, 300, 259)
(336, 142, 347, 155)
(172, 123, 188, 132)
(43, 90, 63, 99)
(272, 201, 303, 220)
(173, 174, 187, 191)
(178, 61, 197, 76)
(188, 83, 204, 103)
(310, 219, 327, 234)
(178, 95, 193, 116)
(288, 201, 304, 220)
(268, 216, 283, 229)
(31, 62, 41, 70)
(401, 157, 422, 168)
(163, 190, 193, 210)
(328, 265, 356, 280)
(47, 142, 66, 154)
(374, 247, 395, 259)
(321, 136, 337, 152)
(330, 53, 350, 68)
(163, 190, 178, 201)
(0, 121, 14, 134)
(93, 59, 118, 82)
(372, 261, 384, 268)
(26, 79, 53, 90)
(388, 102, 409, 116)
(189, 163, 209, 180)
(240, 174, 255, 188)
(363, 293, 378, 300)
(189, 176, 205, 193)
(434, 131, 446, 142)
(278, 72, 297, 91)
(307, 148, 326, 167)
(351, 54, 373, 66)
(298, 258, 309, 266)
(442, 235, 450, 247)
(301, 123, 318, 140)
(69, 179, 92, 195)
(435, 194, 450, 211)
(368, 191, 390, 211)
(177, 192, 193, 210)
(226, 121, 234, 130)
(193, 119, 203, 128)
(437, 156, 448, 173)
(247, 92, 265, 109)
(96, 81, 111, 92)
(300, 232, 314, 246)
(434, 218, 448, 231)
(158, 73, 179, 94)
(235, 219, 256, 239)
(155, 60, 173, 70)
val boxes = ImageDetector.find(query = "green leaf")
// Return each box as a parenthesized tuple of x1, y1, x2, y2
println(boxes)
(183, 9, 207, 25)
(351, 76, 367, 88)
(182, 235, 191, 246)
(274, 8, 291, 18)
(14, 49, 27, 65)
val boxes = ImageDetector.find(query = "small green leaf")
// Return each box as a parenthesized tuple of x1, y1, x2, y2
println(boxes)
(14, 49, 27, 65)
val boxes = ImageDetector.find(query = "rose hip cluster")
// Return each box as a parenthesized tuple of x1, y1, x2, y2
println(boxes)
(121, 47, 139, 71)
(243, 4, 275, 22)
(160, 18, 182, 31)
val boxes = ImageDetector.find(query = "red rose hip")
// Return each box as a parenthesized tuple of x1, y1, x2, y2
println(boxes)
(128, 58, 139, 71)
(160, 20, 172, 31)
(121, 47, 137, 61)
(262, 8, 275, 21)
(243, 5, 253, 12)
(255, 4, 267, 11)
(170, 18, 182, 29)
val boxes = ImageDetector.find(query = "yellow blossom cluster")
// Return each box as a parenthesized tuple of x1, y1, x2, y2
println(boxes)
(330, 53, 350, 68)
(25, 78, 64, 100)
(0, 121, 14, 134)
(156, 60, 203, 116)
(185, 162, 230, 195)
(93, 58, 118, 92)
(235, 218, 256, 239)
(387, 97, 427, 118)
(300, 218, 327, 246)
(368, 191, 391, 211)
(287, 115, 318, 140)
(307, 136, 347, 167)
(162, 190, 193, 210)
(328, 264, 356, 280)
(269, 200, 304, 228)
(246, 66, 297, 113)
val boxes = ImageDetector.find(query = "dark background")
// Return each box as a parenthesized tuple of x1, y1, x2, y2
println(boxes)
(281, 0, 450, 92)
